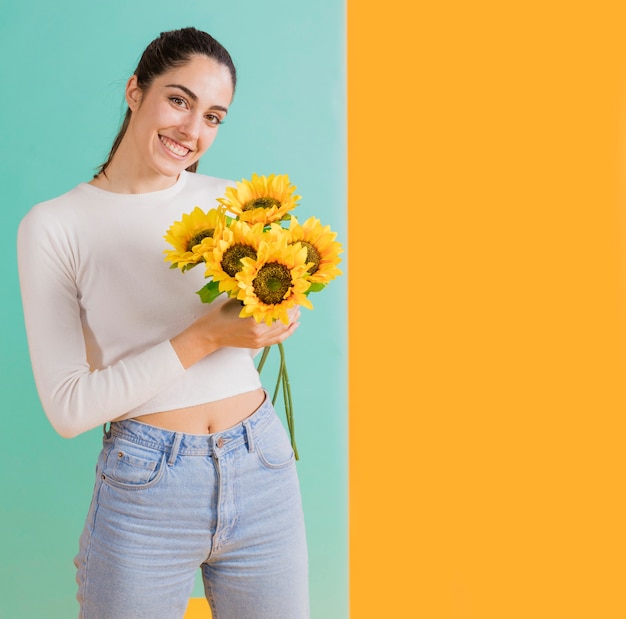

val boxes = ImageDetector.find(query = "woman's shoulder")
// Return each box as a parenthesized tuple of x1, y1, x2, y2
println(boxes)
(20, 184, 88, 227)
(17, 185, 91, 256)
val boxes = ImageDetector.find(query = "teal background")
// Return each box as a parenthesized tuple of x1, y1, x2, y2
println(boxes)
(0, 2, 347, 617)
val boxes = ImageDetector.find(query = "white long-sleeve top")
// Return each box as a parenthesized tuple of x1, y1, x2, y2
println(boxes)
(17, 171, 262, 438)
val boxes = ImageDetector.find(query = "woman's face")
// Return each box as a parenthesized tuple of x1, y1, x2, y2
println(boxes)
(124, 54, 234, 181)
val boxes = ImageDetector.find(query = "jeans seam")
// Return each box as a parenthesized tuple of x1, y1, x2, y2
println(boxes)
(109, 430, 164, 452)
(203, 572, 220, 619)
(78, 476, 104, 618)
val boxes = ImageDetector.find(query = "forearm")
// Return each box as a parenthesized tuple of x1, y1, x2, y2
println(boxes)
(170, 323, 221, 369)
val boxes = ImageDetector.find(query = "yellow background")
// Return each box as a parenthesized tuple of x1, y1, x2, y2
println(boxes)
(350, 1, 626, 617)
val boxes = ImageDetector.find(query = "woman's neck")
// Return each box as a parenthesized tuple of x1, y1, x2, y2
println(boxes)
(90, 140, 180, 194)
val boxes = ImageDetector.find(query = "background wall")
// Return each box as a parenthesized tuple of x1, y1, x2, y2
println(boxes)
(0, 2, 346, 617)
(10, 1, 626, 617)
(350, 1, 626, 617)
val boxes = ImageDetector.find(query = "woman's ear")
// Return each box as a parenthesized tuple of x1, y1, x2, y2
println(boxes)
(125, 75, 143, 111)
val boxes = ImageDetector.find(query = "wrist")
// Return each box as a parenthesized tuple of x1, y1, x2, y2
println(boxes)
(170, 324, 219, 369)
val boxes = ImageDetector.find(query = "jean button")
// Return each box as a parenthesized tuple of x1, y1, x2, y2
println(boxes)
(216, 437, 225, 448)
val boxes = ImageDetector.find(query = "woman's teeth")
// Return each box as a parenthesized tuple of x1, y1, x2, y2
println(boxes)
(160, 135, 190, 157)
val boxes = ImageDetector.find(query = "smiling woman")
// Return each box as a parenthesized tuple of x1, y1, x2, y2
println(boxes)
(92, 55, 234, 193)
(17, 27, 309, 619)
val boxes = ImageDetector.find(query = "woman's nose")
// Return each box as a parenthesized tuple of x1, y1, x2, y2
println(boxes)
(180, 113, 202, 139)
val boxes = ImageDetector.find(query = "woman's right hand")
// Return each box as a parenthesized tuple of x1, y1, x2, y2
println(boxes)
(170, 298, 301, 369)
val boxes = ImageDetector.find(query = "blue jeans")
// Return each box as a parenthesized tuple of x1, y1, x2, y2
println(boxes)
(74, 395, 309, 618)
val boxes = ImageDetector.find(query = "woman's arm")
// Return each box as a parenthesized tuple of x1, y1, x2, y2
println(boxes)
(17, 206, 187, 437)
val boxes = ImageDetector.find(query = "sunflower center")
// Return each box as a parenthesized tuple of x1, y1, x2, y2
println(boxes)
(253, 262, 292, 304)
(186, 229, 214, 252)
(222, 243, 257, 277)
(300, 241, 321, 275)
(242, 197, 281, 212)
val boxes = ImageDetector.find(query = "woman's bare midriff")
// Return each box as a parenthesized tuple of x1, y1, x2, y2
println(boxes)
(132, 388, 266, 434)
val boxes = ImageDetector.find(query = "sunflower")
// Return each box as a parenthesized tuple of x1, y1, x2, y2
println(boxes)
(203, 220, 266, 296)
(217, 173, 301, 225)
(287, 216, 343, 284)
(164, 206, 226, 271)
(236, 235, 313, 325)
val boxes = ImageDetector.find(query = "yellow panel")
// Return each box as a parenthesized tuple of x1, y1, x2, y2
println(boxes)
(349, 1, 626, 617)
(183, 598, 211, 618)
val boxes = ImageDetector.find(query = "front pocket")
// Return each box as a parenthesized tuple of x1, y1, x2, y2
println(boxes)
(102, 437, 165, 489)
(254, 417, 296, 470)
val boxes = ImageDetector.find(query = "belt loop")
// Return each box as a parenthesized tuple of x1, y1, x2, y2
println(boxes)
(102, 422, 111, 439)
(168, 432, 183, 466)
(243, 419, 255, 453)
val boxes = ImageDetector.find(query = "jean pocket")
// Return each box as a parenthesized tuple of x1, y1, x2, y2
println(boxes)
(254, 416, 295, 470)
(102, 438, 166, 490)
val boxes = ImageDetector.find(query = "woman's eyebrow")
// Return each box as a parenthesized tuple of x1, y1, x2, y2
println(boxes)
(165, 83, 198, 101)
(165, 83, 229, 113)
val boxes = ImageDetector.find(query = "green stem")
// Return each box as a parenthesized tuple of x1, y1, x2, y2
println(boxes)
(279, 343, 299, 460)
(271, 347, 283, 406)
(256, 343, 299, 461)
(256, 346, 271, 373)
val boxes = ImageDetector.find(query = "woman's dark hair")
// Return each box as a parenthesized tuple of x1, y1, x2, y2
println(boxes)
(96, 27, 236, 177)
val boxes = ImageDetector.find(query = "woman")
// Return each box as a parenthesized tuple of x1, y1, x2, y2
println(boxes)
(17, 27, 308, 619)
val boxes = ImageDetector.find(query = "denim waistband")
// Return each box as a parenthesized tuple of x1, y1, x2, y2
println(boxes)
(107, 391, 275, 458)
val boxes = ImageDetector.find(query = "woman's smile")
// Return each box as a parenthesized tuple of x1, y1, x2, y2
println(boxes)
(159, 134, 192, 158)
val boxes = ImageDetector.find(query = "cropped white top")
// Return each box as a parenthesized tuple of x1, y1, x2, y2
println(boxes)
(17, 171, 261, 438)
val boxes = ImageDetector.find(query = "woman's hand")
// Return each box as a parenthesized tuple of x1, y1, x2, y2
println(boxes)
(170, 298, 301, 369)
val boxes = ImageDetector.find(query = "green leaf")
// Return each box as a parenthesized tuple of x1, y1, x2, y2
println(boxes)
(196, 280, 223, 303)
(181, 262, 201, 273)
(305, 282, 327, 295)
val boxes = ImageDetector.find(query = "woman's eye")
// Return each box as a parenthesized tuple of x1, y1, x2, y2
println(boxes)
(206, 114, 223, 126)
(169, 96, 186, 107)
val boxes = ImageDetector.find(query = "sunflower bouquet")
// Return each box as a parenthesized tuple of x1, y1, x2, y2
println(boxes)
(164, 174, 343, 459)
